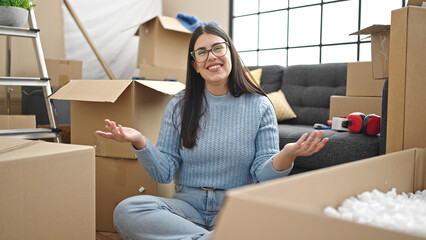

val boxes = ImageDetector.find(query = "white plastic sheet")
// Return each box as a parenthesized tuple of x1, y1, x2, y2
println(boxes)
(63, 0, 162, 79)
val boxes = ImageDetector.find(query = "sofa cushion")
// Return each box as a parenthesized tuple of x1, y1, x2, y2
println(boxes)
(280, 63, 347, 126)
(278, 124, 380, 171)
(266, 90, 297, 121)
(248, 68, 263, 86)
(248, 65, 284, 93)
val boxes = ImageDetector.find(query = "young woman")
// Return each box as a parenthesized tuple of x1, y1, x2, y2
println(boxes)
(96, 24, 328, 240)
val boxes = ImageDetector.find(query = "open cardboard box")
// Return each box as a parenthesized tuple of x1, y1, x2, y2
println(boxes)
(139, 64, 187, 84)
(134, 16, 192, 70)
(50, 79, 185, 159)
(50, 79, 184, 228)
(350, 25, 390, 80)
(213, 148, 425, 239)
(0, 137, 95, 240)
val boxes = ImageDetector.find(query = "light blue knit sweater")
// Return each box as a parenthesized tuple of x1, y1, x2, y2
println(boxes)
(134, 89, 293, 190)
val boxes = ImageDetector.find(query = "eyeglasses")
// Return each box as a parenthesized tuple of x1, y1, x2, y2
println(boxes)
(190, 42, 229, 63)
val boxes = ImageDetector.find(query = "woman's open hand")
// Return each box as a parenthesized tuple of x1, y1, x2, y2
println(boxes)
(272, 130, 328, 171)
(95, 119, 146, 149)
(283, 130, 328, 158)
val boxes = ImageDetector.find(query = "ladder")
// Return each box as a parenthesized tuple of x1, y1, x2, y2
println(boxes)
(0, 8, 61, 143)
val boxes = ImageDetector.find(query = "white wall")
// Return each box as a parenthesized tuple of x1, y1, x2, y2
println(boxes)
(162, 0, 230, 34)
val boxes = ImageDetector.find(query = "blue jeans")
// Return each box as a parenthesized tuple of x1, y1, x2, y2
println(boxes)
(114, 184, 226, 240)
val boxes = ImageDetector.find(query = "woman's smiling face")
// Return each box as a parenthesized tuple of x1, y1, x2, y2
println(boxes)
(191, 33, 232, 94)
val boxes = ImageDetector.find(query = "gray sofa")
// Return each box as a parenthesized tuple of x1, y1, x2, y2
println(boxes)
(248, 63, 386, 174)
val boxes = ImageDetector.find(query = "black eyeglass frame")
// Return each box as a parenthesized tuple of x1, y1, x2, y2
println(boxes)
(190, 42, 230, 63)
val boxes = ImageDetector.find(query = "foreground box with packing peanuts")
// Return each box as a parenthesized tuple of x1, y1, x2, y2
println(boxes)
(0, 137, 95, 240)
(213, 148, 425, 239)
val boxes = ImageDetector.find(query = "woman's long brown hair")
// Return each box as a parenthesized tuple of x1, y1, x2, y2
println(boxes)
(176, 25, 265, 149)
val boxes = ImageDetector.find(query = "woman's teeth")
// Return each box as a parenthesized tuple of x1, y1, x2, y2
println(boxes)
(209, 65, 221, 70)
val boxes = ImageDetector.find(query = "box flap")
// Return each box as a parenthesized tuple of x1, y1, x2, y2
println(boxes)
(407, 0, 426, 6)
(50, 80, 133, 103)
(157, 16, 192, 34)
(0, 137, 93, 162)
(350, 25, 390, 35)
(135, 80, 185, 95)
(132, 15, 192, 36)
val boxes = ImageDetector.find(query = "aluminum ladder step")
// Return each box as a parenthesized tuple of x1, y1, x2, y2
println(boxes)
(0, 25, 39, 38)
(0, 76, 51, 87)
(0, 128, 62, 140)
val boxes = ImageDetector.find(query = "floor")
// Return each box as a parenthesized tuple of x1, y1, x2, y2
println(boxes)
(96, 232, 122, 240)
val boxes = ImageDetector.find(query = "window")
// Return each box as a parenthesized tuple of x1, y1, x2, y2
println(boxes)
(231, 0, 405, 67)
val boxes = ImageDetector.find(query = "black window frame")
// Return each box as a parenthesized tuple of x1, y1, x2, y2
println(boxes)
(229, 0, 405, 66)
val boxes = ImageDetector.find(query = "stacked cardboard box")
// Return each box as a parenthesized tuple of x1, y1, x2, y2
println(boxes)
(0, 115, 36, 129)
(136, 16, 192, 83)
(387, 5, 426, 153)
(0, 137, 95, 240)
(348, 3, 426, 153)
(213, 147, 425, 239)
(51, 79, 185, 231)
(0, 87, 21, 115)
(329, 62, 383, 119)
(46, 58, 83, 88)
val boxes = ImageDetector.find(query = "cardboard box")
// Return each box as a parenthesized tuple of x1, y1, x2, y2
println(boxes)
(0, 115, 36, 129)
(351, 25, 390, 80)
(135, 16, 192, 70)
(407, 0, 426, 6)
(50, 79, 185, 159)
(329, 96, 382, 119)
(346, 62, 385, 97)
(213, 148, 425, 239)
(387, 6, 426, 153)
(140, 64, 187, 84)
(96, 156, 157, 232)
(46, 58, 83, 87)
(0, 86, 21, 101)
(0, 137, 95, 240)
(0, 0, 65, 78)
(0, 98, 21, 115)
